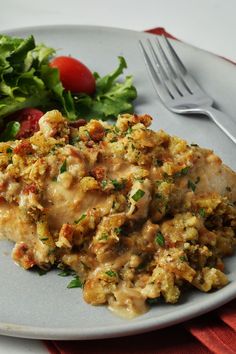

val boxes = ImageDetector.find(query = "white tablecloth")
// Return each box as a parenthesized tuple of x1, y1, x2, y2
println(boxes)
(0, 0, 235, 352)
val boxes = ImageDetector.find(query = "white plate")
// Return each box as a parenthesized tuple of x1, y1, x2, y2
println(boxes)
(0, 25, 236, 340)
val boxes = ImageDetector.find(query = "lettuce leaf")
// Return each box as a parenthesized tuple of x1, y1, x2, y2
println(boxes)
(74, 57, 137, 120)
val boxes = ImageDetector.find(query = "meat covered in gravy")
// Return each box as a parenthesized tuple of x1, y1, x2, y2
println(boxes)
(0, 110, 235, 317)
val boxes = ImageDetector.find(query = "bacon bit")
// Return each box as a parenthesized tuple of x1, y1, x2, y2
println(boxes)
(162, 140, 170, 149)
(23, 184, 37, 195)
(13, 140, 34, 155)
(131, 114, 152, 127)
(89, 121, 105, 142)
(99, 141, 108, 149)
(69, 148, 84, 161)
(91, 167, 105, 181)
(12, 242, 36, 269)
(0, 196, 5, 203)
(164, 240, 176, 248)
(216, 258, 224, 271)
(69, 119, 87, 128)
(85, 140, 94, 148)
(59, 224, 74, 242)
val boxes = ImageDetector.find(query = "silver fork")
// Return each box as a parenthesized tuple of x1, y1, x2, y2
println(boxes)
(139, 36, 236, 144)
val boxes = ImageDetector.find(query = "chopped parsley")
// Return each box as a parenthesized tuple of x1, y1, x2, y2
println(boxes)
(39, 237, 48, 241)
(114, 227, 123, 235)
(67, 276, 83, 289)
(60, 160, 67, 174)
(188, 180, 196, 192)
(199, 208, 206, 218)
(105, 270, 117, 277)
(99, 233, 109, 241)
(126, 127, 133, 135)
(74, 213, 86, 224)
(174, 166, 189, 178)
(155, 232, 165, 247)
(146, 297, 159, 305)
(114, 126, 120, 134)
(132, 189, 145, 202)
(6, 147, 12, 154)
(69, 136, 80, 145)
(179, 256, 188, 262)
(58, 269, 76, 277)
(101, 180, 107, 189)
(84, 130, 90, 138)
(37, 268, 48, 276)
(111, 179, 125, 191)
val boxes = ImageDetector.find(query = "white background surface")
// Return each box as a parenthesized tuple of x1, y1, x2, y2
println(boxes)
(0, 0, 236, 352)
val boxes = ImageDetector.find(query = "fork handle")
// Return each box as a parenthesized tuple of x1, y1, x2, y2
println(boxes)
(203, 107, 236, 144)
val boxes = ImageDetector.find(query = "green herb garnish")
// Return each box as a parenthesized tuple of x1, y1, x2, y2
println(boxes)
(74, 213, 86, 224)
(174, 166, 189, 178)
(111, 179, 125, 191)
(105, 270, 117, 277)
(101, 180, 107, 189)
(99, 233, 109, 241)
(67, 276, 83, 288)
(155, 232, 165, 247)
(199, 208, 206, 218)
(179, 256, 187, 262)
(188, 180, 196, 192)
(132, 189, 145, 202)
(114, 227, 123, 235)
(114, 126, 120, 134)
(60, 160, 67, 174)
(58, 269, 75, 277)
(37, 268, 48, 276)
(126, 127, 133, 135)
(146, 298, 159, 305)
(39, 237, 48, 241)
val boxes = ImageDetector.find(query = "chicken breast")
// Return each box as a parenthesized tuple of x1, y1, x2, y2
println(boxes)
(0, 110, 235, 317)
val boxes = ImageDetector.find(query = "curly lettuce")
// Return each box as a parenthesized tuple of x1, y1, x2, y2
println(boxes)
(0, 34, 137, 128)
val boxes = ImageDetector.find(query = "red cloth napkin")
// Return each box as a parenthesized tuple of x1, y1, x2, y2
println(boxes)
(44, 28, 236, 354)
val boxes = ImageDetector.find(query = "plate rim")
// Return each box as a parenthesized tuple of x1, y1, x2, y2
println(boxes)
(2, 23, 236, 70)
(0, 23, 236, 340)
(0, 284, 236, 340)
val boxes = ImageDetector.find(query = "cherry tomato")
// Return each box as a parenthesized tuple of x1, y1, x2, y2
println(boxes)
(14, 108, 44, 139)
(50, 56, 96, 95)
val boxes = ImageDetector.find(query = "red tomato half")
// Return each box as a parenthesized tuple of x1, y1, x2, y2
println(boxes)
(50, 56, 96, 95)
(15, 108, 44, 139)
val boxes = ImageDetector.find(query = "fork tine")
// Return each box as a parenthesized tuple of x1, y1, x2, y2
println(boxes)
(154, 37, 188, 96)
(156, 37, 192, 95)
(155, 37, 177, 78)
(139, 40, 173, 102)
(162, 35, 202, 93)
(161, 35, 187, 75)
(146, 39, 183, 98)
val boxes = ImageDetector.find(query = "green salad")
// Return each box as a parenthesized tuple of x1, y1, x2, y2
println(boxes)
(0, 34, 137, 139)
